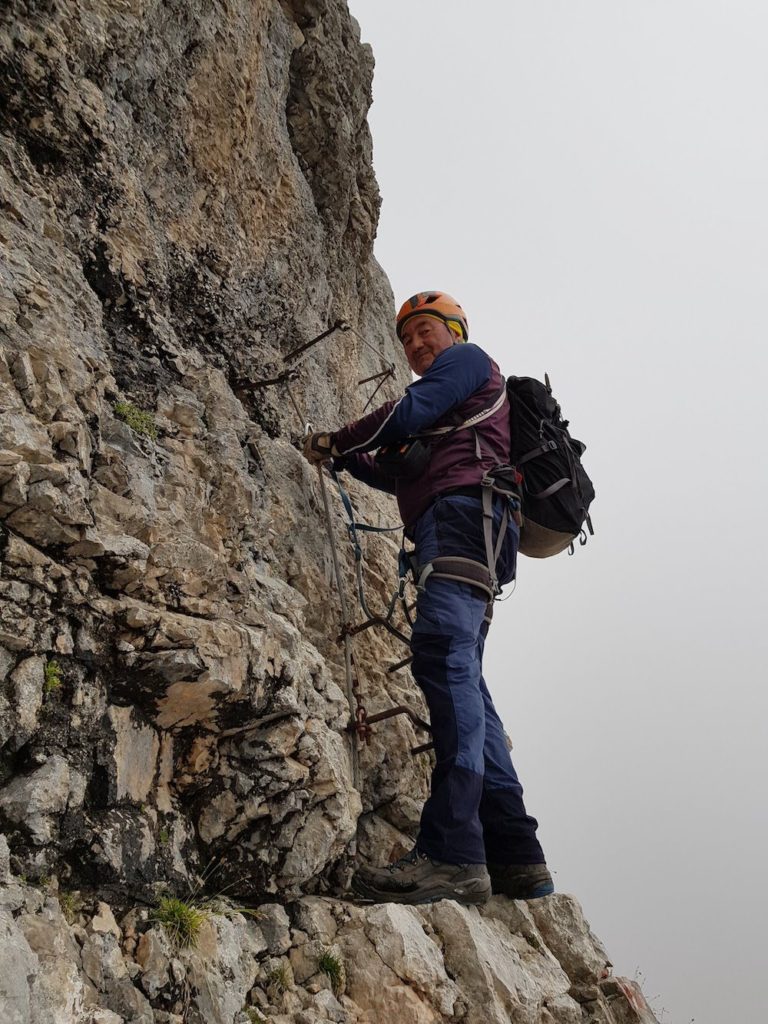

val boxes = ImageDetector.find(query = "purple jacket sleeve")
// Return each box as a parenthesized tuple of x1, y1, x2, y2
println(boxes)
(331, 344, 491, 455)
(332, 453, 397, 495)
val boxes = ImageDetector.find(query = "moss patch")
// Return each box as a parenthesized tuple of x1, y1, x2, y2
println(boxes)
(114, 400, 158, 440)
(43, 659, 63, 693)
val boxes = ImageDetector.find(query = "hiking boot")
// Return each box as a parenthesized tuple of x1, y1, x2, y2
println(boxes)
(488, 862, 555, 899)
(351, 847, 491, 906)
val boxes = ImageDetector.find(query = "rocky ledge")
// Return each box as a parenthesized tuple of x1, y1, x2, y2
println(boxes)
(1, 835, 656, 1024)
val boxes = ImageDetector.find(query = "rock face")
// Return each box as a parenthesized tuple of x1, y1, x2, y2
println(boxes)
(0, 2, 658, 1022)
(0, 0, 418, 901)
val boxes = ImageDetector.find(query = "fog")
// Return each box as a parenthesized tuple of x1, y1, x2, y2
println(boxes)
(347, 2, 768, 1021)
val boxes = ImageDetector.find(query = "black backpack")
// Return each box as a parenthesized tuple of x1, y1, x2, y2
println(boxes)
(507, 373, 594, 557)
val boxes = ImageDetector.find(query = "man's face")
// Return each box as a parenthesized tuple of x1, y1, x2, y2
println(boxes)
(400, 315, 456, 375)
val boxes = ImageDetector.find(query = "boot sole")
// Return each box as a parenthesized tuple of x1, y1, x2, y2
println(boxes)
(490, 882, 555, 900)
(351, 877, 491, 907)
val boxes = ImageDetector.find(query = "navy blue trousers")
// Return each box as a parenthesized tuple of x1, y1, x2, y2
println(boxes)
(410, 495, 546, 866)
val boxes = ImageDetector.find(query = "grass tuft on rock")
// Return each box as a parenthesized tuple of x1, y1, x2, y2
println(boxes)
(59, 890, 83, 924)
(114, 400, 158, 440)
(318, 946, 345, 996)
(152, 895, 208, 949)
(266, 960, 293, 997)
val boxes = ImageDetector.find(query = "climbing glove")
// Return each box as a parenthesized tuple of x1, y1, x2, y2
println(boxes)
(302, 432, 337, 465)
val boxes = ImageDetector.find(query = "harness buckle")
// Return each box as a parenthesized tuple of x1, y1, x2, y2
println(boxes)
(416, 562, 434, 592)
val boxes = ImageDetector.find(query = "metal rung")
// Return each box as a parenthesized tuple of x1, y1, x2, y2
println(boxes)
(364, 704, 431, 734)
(411, 741, 434, 756)
(348, 702, 432, 758)
(387, 655, 413, 674)
(340, 617, 411, 647)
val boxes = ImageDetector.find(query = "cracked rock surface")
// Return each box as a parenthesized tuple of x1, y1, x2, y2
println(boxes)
(0, 1, 658, 1021)
(0, 858, 658, 1024)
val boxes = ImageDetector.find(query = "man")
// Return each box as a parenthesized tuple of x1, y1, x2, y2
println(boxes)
(303, 291, 553, 905)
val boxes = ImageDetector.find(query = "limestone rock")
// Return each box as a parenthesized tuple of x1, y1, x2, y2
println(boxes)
(0, 884, 658, 1024)
(7, 655, 44, 749)
(259, 902, 293, 955)
(89, 1011, 124, 1024)
(0, 835, 10, 884)
(312, 988, 348, 1022)
(292, 897, 339, 946)
(17, 902, 87, 1024)
(0, 754, 73, 845)
(81, 930, 153, 1022)
(0, 909, 38, 1024)
(106, 705, 160, 804)
(180, 913, 261, 1024)
(135, 927, 171, 999)
(89, 902, 122, 941)
(598, 976, 659, 1023)
(425, 899, 572, 1024)
(528, 894, 612, 985)
(363, 904, 459, 1016)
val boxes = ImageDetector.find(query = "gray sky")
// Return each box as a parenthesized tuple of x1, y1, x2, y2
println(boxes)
(347, 2, 768, 1021)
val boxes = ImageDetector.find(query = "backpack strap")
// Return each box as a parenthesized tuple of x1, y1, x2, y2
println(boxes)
(517, 439, 558, 465)
(481, 473, 513, 595)
(528, 477, 571, 500)
(419, 383, 507, 438)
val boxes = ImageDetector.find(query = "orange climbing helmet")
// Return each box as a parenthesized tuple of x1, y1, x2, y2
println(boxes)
(396, 291, 469, 342)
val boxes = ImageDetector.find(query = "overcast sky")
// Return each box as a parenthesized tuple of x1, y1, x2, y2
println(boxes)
(346, 2, 767, 1021)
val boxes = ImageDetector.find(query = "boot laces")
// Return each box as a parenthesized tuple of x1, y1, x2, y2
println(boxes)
(387, 847, 427, 873)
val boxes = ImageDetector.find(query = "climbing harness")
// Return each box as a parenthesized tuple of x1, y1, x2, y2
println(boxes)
(327, 468, 522, 743)
(410, 471, 521, 626)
